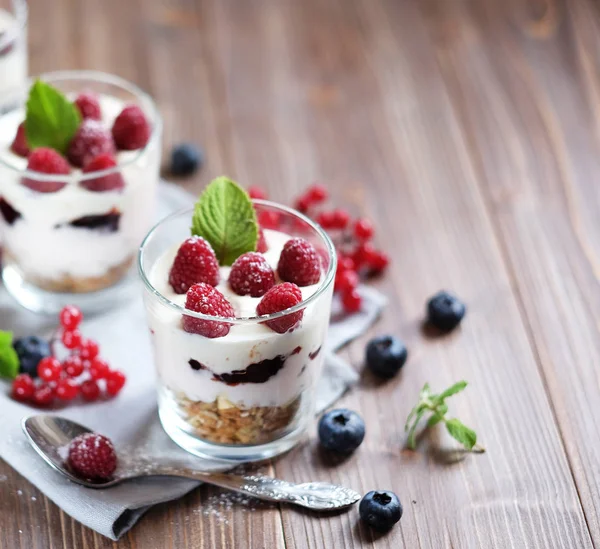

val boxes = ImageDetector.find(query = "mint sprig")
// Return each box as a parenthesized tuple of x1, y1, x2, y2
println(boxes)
(25, 80, 82, 154)
(0, 330, 19, 380)
(191, 177, 258, 266)
(405, 381, 484, 453)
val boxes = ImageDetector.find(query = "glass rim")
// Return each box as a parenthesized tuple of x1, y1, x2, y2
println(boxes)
(0, 70, 163, 184)
(138, 198, 337, 325)
(0, 0, 27, 50)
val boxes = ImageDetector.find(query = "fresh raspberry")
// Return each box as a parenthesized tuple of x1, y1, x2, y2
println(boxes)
(89, 358, 109, 380)
(106, 370, 126, 396)
(331, 209, 350, 229)
(342, 289, 362, 313)
(258, 210, 281, 230)
(74, 92, 102, 120)
(56, 379, 79, 401)
(354, 218, 374, 240)
(11, 374, 35, 402)
(63, 356, 84, 378)
(295, 196, 311, 213)
(37, 357, 62, 382)
(307, 183, 328, 203)
(335, 270, 359, 293)
(353, 242, 376, 268)
(257, 282, 304, 333)
(10, 122, 30, 157)
(59, 305, 83, 330)
(81, 154, 125, 192)
(112, 105, 151, 150)
(79, 339, 99, 360)
(68, 433, 117, 481)
(183, 283, 235, 339)
(368, 250, 390, 273)
(168, 236, 220, 294)
(248, 186, 267, 200)
(68, 119, 116, 168)
(278, 238, 321, 287)
(80, 380, 100, 402)
(229, 252, 275, 297)
(62, 330, 82, 350)
(32, 384, 54, 406)
(316, 211, 335, 229)
(337, 255, 356, 273)
(22, 148, 70, 193)
(257, 228, 268, 253)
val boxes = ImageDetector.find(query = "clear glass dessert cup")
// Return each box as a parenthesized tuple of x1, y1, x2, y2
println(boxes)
(0, 70, 163, 315)
(139, 200, 337, 462)
(0, 0, 27, 112)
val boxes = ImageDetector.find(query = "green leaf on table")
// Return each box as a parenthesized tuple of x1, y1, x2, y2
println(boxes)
(439, 381, 468, 401)
(445, 418, 477, 450)
(406, 408, 427, 450)
(25, 80, 82, 154)
(191, 177, 258, 266)
(0, 330, 20, 379)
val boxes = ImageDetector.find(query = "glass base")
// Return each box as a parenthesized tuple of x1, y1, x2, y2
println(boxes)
(158, 393, 309, 463)
(2, 263, 138, 316)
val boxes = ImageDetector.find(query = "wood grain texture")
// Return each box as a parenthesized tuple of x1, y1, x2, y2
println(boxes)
(1, 0, 599, 547)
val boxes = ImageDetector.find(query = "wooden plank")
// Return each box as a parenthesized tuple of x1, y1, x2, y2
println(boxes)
(418, 0, 600, 543)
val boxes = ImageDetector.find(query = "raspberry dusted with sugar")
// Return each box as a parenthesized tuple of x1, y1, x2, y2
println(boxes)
(229, 252, 275, 297)
(82, 154, 125, 192)
(22, 148, 70, 193)
(10, 122, 29, 157)
(257, 227, 268, 253)
(67, 119, 116, 168)
(183, 283, 235, 339)
(68, 432, 117, 481)
(112, 105, 150, 150)
(278, 238, 321, 287)
(257, 282, 304, 334)
(169, 236, 220, 294)
(74, 92, 102, 121)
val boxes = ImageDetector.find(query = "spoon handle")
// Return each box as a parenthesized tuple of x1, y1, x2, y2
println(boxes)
(154, 468, 360, 510)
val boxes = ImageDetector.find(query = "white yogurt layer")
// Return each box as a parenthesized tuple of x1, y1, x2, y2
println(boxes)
(0, 9, 27, 109)
(147, 229, 333, 408)
(0, 94, 160, 281)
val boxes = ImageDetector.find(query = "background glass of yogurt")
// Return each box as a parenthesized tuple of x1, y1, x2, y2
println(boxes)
(0, 0, 27, 111)
(0, 71, 162, 315)
(139, 201, 337, 462)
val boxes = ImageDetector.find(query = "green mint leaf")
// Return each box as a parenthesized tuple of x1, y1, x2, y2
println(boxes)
(445, 418, 477, 450)
(25, 80, 82, 154)
(407, 408, 427, 450)
(426, 413, 444, 428)
(439, 381, 468, 401)
(0, 330, 19, 379)
(191, 177, 258, 266)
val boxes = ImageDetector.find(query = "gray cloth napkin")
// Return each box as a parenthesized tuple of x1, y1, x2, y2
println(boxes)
(0, 182, 386, 540)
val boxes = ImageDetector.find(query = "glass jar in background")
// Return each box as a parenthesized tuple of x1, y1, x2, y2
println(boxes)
(0, 0, 27, 112)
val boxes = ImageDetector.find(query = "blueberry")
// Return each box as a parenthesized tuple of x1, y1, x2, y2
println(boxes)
(366, 335, 407, 378)
(13, 336, 51, 378)
(359, 490, 403, 531)
(318, 409, 365, 453)
(170, 143, 203, 176)
(427, 290, 466, 332)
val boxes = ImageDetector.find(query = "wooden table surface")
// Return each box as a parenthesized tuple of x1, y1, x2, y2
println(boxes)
(2, 0, 600, 547)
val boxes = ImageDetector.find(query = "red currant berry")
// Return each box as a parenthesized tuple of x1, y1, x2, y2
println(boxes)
(89, 358, 109, 380)
(248, 186, 267, 200)
(11, 374, 35, 402)
(295, 196, 312, 214)
(368, 250, 390, 272)
(33, 384, 55, 406)
(62, 330, 83, 350)
(80, 379, 101, 402)
(56, 379, 79, 401)
(317, 211, 336, 229)
(307, 183, 328, 203)
(106, 370, 126, 396)
(79, 339, 99, 360)
(63, 356, 84, 378)
(353, 218, 374, 240)
(37, 357, 62, 382)
(332, 209, 350, 229)
(59, 305, 83, 330)
(336, 270, 359, 293)
(258, 210, 281, 230)
(342, 289, 362, 313)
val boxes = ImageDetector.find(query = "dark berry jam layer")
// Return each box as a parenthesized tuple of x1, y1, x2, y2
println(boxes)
(56, 209, 121, 233)
(0, 198, 21, 225)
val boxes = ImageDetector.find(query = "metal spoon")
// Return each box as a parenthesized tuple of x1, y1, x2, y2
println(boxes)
(22, 415, 361, 511)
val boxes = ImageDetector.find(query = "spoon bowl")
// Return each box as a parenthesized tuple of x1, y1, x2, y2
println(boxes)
(22, 415, 362, 510)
